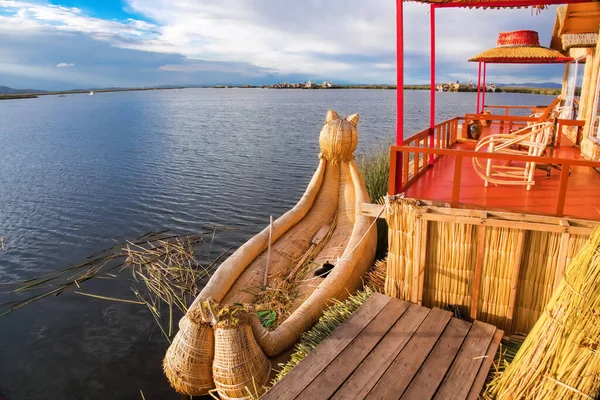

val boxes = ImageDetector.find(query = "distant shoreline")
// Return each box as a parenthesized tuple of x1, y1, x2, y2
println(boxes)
(0, 85, 560, 100)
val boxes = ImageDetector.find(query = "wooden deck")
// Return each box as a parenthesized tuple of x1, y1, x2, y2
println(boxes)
(403, 129, 600, 221)
(263, 293, 503, 400)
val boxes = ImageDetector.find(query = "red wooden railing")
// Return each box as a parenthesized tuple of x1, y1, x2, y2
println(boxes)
(389, 117, 460, 195)
(390, 145, 600, 217)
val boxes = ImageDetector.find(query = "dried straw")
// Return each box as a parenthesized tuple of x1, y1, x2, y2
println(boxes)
(513, 231, 560, 334)
(367, 258, 387, 292)
(562, 33, 598, 50)
(423, 221, 477, 311)
(469, 46, 568, 62)
(486, 227, 600, 399)
(385, 198, 419, 300)
(477, 227, 523, 330)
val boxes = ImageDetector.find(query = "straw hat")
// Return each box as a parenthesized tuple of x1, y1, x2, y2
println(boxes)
(469, 30, 570, 63)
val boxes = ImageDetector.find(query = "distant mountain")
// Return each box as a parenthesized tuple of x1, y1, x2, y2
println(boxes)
(0, 86, 45, 94)
(497, 82, 562, 89)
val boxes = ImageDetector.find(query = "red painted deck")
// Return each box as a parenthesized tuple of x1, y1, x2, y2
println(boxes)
(404, 128, 600, 221)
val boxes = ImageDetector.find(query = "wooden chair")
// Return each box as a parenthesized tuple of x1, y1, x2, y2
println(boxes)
(472, 122, 553, 190)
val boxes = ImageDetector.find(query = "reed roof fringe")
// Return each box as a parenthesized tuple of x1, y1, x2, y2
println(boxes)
(469, 30, 571, 63)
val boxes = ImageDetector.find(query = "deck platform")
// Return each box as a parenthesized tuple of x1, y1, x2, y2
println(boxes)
(263, 293, 503, 400)
(404, 129, 600, 221)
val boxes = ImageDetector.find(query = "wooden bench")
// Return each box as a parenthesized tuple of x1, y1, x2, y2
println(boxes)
(263, 293, 502, 400)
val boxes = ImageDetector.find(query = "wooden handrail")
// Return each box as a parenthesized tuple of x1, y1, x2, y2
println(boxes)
(393, 145, 600, 169)
(484, 105, 544, 110)
(391, 145, 600, 217)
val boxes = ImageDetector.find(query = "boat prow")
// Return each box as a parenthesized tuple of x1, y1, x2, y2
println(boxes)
(164, 110, 377, 398)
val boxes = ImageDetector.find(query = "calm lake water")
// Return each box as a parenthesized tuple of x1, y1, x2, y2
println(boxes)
(0, 88, 554, 399)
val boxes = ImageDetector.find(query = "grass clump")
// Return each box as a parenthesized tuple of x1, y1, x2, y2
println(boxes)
(357, 145, 389, 204)
(358, 145, 390, 260)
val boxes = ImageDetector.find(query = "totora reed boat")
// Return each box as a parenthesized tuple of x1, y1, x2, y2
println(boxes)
(163, 109, 377, 398)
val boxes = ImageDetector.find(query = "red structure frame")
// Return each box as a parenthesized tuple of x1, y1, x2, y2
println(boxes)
(394, 0, 586, 194)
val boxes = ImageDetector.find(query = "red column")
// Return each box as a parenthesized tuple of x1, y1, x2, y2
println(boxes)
(394, 0, 404, 195)
(429, 4, 436, 165)
(482, 62, 487, 112)
(476, 60, 482, 113)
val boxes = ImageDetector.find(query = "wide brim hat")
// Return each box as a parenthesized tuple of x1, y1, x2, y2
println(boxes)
(469, 30, 572, 63)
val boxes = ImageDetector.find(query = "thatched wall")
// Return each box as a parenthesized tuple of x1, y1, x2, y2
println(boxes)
(385, 198, 597, 335)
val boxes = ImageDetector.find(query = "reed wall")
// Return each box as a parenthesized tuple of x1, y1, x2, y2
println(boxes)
(385, 198, 596, 335)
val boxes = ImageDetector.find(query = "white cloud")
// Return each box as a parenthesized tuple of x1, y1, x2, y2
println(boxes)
(56, 62, 74, 67)
(0, 0, 563, 83)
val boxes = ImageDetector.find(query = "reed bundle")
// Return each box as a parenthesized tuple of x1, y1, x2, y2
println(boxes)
(385, 198, 418, 300)
(513, 231, 560, 334)
(486, 227, 600, 399)
(423, 221, 476, 311)
(367, 258, 387, 292)
(477, 227, 523, 330)
(561, 33, 598, 50)
(319, 110, 359, 164)
(469, 46, 567, 62)
(271, 288, 373, 384)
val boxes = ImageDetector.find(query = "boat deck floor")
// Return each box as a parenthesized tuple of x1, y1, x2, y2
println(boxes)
(263, 293, 502, 400)
(404, 127, 600, 221)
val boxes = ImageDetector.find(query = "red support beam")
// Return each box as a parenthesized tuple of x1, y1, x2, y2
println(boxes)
(476, 60, 482, 113)
(434, 0, 589, 8)
(394, 0, 404, 194)
(429, 4, 436, 165)
(482, 62, 487, 111)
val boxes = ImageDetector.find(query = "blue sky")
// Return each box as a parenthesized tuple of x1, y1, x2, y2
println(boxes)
(0, 0, 566, 90)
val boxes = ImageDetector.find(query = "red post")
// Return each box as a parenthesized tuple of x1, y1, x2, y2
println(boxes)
(476, 60, 482, 113)
(428, 4, 436, 165)
(394, 0, 404, 194)
(482, 62, 487, 112)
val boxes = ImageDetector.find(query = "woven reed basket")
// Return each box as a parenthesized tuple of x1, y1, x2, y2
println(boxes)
(163, 312, 215, 396)
(212, 309, 271, 399)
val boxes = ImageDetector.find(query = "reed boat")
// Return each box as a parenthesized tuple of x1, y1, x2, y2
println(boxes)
(163, 110, 377, 398)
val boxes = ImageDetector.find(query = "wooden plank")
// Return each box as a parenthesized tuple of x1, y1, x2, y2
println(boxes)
(332, 304, 430, 400)
(411, 219, 423, 303)
(389, 148, 397, 196)
(470, 226, 486, 320)
(262, 293, 391, 400)
(434, 321, 496, 400)
(451, 155, 463, 207)
(403, 148, 410, 189)
(556, 163, 571, 217)
(361, 203, 386, 219)
(420, 213, 595, 235)
(297, 299, 411, 400)
(554, 232, 571, 291)
(365, 308, 453, 399)
(401, 318, 471, 400)
(467, 329, 504, 400)
(417, 219, 428, 306)
(505, 230, 526, 335)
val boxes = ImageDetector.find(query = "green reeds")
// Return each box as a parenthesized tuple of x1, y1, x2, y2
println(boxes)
(357, 144, 389, 204)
